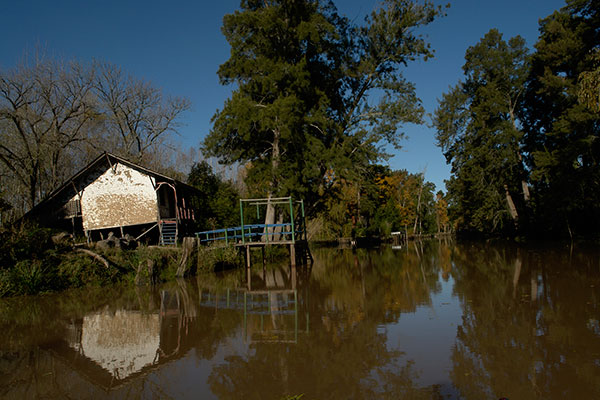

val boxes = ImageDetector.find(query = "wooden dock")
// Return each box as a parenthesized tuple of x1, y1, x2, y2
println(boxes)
(195, 197, 313, 268)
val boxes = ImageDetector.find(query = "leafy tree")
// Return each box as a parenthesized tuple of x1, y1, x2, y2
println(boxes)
(435, 191, 449, 233)
(434, 29, 530, 235)
(204, 0, 443, 225)
(522, 0, 600, 237)
(387, 170, 418, 235)
(416, 179, 437, 234)
(307, 165, 440, 239)
(578, 50, 600, 111)
(369, 168, 439, 237)
(187, 161, 240, 230)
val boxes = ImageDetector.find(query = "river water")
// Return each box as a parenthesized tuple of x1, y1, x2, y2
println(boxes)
(1, 240, 599, 399)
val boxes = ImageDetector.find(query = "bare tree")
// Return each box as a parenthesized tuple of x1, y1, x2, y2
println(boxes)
(93, 62, 191, 163)
(0, 58, 190, 219)
(0, 59, 97, 209)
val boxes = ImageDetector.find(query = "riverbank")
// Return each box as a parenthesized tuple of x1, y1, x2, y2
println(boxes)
(0, 225, 185, 297)
(0, 225, 453, 298)
(0, 225, 289, 298)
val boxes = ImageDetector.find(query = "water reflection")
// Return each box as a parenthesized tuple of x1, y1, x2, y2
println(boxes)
(0, 240, 599, 399)
(65, 310, 160, 381)
(450, 243, 600, 399)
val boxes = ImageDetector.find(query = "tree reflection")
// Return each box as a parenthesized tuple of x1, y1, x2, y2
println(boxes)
(450, 242, 600, 399)
(208, 244, 448, 399)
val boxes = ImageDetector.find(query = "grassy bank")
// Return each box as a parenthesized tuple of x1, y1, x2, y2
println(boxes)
(0, 225, 302, 298)
(0, 225, 182, 297)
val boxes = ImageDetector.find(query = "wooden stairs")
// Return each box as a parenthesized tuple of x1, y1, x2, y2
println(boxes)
(159, 220, 177, 246)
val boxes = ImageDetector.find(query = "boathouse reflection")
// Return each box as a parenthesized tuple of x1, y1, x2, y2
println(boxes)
(48, 263, 309, 390)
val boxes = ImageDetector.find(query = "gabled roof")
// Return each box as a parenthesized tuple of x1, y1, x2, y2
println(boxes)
(25, 152, 198, 218)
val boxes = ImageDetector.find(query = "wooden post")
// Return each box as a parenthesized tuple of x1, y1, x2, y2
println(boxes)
(246, 245, 251, 269)
(176, 237, 197, 277)
(294, 289, 298, 343)
(290, 243, 296, 267)
(291, 264, 297, 290)
(289, 197, 295, 243)
(243, 292, 248, 340)
(300, 200, 306, 240)
(240, 199, 245, 244)
(246, 265, 252, 291)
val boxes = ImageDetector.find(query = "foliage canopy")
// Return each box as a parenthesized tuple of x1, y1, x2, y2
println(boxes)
(435, 0, 600, 238)
(204, 0, 443, 217)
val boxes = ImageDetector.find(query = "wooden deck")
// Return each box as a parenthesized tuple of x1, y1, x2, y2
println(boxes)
(195, 224, 312, 267)
(195, 197, 313, 268)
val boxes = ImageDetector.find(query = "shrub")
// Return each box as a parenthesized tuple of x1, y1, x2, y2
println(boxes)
(0, 224, 54, 272)
(57, 252, 121, 288)
(197, 244, 243, 272)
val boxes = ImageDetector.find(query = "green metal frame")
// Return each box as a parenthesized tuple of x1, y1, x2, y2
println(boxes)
(238, 197, 307, 244)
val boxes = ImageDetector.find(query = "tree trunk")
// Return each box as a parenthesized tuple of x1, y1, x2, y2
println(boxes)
(264, 128, 280, 240)
(522, 180, 531, 202)
(77, 248, 111, 269)
(504, 184, 519, 226)
(273, 213, 284, 241)
(264, 194, 276, 240)
(135, 259, 156, 286)
(511, 103, 531, 205)
(176, 237, 197, 277)
(516, 152, 531, 203)
(413, 176, 424, 235)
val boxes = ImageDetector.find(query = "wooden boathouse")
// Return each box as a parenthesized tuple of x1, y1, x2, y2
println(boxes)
(24, 152, 201, 245)
(195, 197, 312, 268)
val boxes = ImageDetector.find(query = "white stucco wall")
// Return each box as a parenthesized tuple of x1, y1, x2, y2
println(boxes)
(80, 162, 158, 231)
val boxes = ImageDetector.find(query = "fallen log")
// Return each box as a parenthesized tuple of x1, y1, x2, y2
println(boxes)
(76, 248, 111, 269)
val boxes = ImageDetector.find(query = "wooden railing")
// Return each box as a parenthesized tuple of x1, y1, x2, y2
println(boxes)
(195, 223, 306, 246)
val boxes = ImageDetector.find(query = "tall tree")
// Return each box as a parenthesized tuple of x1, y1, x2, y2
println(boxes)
(0, 59, 97, 209)
(434, 29, 530, 234)
(93, 61, 191, 166)
(522, 0, 600, 237)
(435, 191, 449, 233)
(204, 0, 442, 224)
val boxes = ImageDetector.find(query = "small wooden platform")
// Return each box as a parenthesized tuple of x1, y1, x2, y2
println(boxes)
(195, 197, 313, 269)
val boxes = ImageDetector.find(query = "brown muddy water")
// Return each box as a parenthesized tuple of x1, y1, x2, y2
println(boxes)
(1, 240, 599, 399)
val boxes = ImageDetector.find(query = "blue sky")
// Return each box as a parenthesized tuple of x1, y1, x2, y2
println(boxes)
(0, 0, 566, 192)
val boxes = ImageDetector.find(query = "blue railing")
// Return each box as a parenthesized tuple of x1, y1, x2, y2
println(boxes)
(196, 223, 304, 245)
